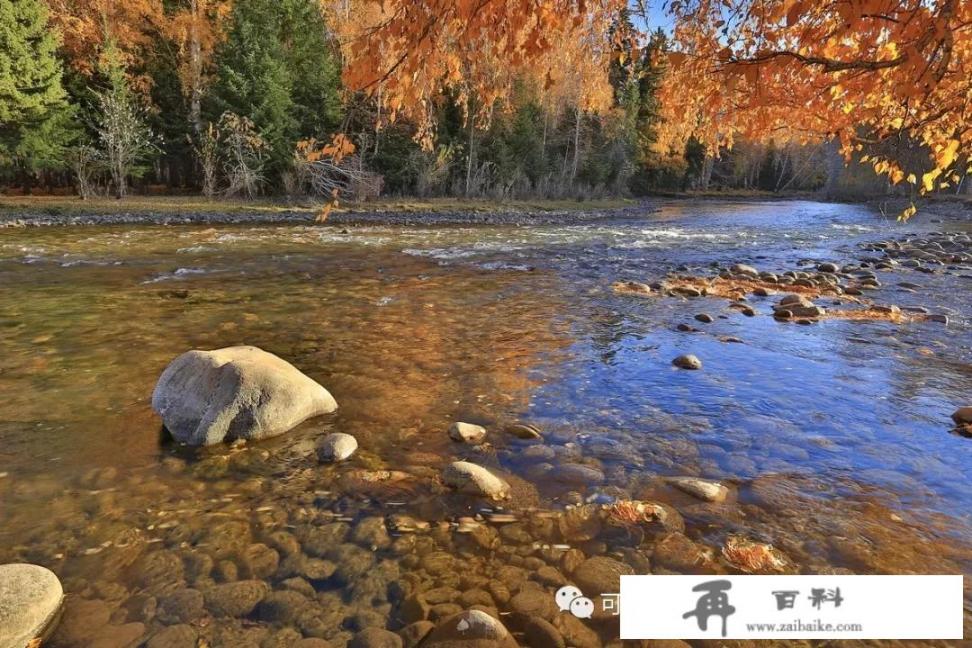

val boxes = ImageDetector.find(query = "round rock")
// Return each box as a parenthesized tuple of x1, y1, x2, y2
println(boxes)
(0, 564, 63, 648)
(668, 477, 729, 502)
(952, 407, 972, 426)
(672, 354, 702, 370)
(152, 345, 338, 445)
(318, 432, 358, 462)
(448, 422, 487, 445)
(349, 627, 403, 648)
(572, 556, 634, 595)
(442, 462, 510, 500)
(423, 609, 516, 647)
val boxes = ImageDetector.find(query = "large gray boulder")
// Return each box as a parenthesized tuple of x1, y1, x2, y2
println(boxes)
(0, 563, 64, 648)
(152, 346, 337, 446)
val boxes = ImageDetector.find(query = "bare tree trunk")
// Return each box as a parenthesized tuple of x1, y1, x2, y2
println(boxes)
(373, 85, 382, 158)
(571, 108, 582, 183)
(541, 112, 548, 167)
(822, 138, 843, 199)
(700, 155, 714, 191)
(465, 115, 474, 197)
(188, 0, 203, 138)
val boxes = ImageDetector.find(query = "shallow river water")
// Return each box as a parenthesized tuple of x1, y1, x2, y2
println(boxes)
(1, 200, 970, 647)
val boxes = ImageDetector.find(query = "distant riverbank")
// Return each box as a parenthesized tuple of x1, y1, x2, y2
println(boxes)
(3, 192, 970, 228)
(0, 195, 643, 228)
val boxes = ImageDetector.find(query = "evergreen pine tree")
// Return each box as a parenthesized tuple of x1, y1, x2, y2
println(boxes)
(0, 0, 74, 170)
(208, 0, 342, 183)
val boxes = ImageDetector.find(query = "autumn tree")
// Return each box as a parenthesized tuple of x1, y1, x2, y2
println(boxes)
(332, 0, 971, 212)
(656, 0, 972, 214)
(163, 0, 231, 137)
(46, 0, 163, 83)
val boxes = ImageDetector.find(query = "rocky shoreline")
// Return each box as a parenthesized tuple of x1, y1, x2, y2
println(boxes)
(0, 203, 651, 229)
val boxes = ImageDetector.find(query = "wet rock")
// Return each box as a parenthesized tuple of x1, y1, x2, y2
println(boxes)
(280, 577, 316, 598)
(399, 594, 431, 624)
(133, 549, 185, 591)
(242, 543, 279, 579)
(349, 627, 403, 648)
(442, 462, 510, 500)
(779, 293, 812, 307)
(399, 621, 434, 648)
(88, 622, 144, 648)
(671, 286, 702, 297)
(523, 617, 565, 648)
(265, 530, 301, 557)
(352, 516, 392, 550)
(668, 477, 728, 502)
(328, 544, 376, 585)
(299, 522, 350, 558)
(52, 597, 111, 646)
(157, 588, 204, 624)
(152, 345, 338, 445)
(817, 262, 839, 273)
(448, 422, 487, 445)
(317, 433, 358, 462)
(572, 556, 633, 595)
(0, 563, 63, 648)
(612, 281, 652, 295)
(774, 294, 824, 317)
(295, 640, 334, 648)
(423, 609, 516, 647)
(672, 354, 702, 370)
(509, 588, 558, 621)
(204, 580, 269, 617)
(504, 423, 542, 440)
(653, 532, 711, 573)
(551, 463, 605, 487)
(676, 323, 699, 332)
(120, 593, 156, 623)
(874, 304, 900, 315)
(730, 263, 758, 277)
(257, 590, 310, 624)
(552, 613, 601, 648)
(694, 313, 713, 324)
(146, 624, 197, 648)
(429, 603, 463, 621)
(952, 407, 972, 426)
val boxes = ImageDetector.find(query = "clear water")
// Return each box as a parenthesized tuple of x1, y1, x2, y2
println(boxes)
(1, 200, 969, 646)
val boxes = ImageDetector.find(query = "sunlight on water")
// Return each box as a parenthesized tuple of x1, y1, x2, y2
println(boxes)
(0, 200, 969, 646)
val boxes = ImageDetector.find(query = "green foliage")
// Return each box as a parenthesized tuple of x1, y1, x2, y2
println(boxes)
(0, 0, 74, 170)
(95, 38, 156, 197)
(208, 0, 342, 182)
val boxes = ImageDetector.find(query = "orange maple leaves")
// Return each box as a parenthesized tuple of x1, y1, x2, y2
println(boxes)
(328, 0, 624, 145)
(659, 0, 972, 215)
(331, 0, 971, 216)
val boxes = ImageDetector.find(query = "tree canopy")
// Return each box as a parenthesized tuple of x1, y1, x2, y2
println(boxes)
(335, 0, 972, 212)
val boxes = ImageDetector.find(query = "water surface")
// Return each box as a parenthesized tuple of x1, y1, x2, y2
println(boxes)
(1, 200, 969, 646)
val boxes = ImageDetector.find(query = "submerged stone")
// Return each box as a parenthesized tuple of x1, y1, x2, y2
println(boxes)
(442, 462, 510, 500)
(0, 564, 63, 648)
(448, 422, 487, 445)
(668, 477, 729, 502)
(318, 432, 358, 462)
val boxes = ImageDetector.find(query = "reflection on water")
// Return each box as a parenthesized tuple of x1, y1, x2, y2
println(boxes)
(0, 200, 970, 646)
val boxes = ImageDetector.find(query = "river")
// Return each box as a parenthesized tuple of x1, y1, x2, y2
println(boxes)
(0, 200, 969, 646)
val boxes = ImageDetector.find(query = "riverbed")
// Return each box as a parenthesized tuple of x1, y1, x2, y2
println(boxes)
(0, 200, 969, 647)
